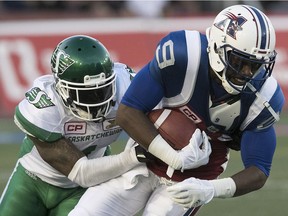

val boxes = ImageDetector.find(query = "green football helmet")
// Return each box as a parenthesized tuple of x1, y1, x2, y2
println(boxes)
(51, 35, 116, 121)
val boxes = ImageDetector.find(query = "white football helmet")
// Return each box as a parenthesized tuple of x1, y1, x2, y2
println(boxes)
(206, 5, 277, 95)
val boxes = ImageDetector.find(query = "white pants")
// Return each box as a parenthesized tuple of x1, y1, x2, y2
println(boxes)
(68, 165, 187, 216)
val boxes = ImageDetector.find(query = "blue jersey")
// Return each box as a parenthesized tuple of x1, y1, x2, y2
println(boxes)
(122, 30, 285, 179)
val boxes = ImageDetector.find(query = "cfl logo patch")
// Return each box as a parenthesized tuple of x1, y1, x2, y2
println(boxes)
(65, 122, 87, 134)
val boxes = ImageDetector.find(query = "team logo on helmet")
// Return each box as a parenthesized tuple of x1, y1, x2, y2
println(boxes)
(214, 12, 247, 40)
(51, 48, 75, 75)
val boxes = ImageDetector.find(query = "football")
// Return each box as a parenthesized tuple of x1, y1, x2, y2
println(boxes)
(148, 108, 198, 150)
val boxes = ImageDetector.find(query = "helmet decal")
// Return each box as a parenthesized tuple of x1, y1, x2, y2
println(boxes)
(52, 49, 75, 75)
(214, 12, 247, 40)
(244, 5, 270, 50)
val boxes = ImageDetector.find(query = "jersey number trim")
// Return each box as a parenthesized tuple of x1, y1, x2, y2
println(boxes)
(156, 40, 175, 69)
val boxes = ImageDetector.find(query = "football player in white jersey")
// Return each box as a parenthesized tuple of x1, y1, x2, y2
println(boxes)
(0, 35, 151, 216)
(68, 5, 285, 216)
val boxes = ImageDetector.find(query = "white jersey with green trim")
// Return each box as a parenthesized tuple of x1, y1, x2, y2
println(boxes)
(16, 63, 132, 188)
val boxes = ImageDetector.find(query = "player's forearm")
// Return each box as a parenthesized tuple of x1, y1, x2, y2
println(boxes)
(68, 148, 140, 187)
(212, 166, 267, 198)
(30, 136, 84, 175)
(117, 104, 182, 169)
(116, 104, 158, 150)
(230, 166, 268, 196)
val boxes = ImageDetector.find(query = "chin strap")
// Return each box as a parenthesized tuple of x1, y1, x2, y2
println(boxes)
(212, 69, 240, 95)
(246, 82, 280, 121)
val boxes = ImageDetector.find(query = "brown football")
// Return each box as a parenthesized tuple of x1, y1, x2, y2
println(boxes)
(148, 108, 198, 150)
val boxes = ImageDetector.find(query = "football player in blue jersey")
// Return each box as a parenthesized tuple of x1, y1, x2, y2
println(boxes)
(68, 5, 285, 216)
(0, 34, 208, 216)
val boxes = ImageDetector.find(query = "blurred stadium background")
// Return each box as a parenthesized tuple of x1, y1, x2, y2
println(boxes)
(0, 1, 287, 215)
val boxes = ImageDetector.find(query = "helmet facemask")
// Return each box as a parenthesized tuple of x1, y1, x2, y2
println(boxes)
(55, 72, 116, 121)
(218, 45, 276, 94)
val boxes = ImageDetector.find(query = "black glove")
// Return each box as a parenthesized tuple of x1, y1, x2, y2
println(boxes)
(134, 144, 155, 163)
(225, 131, 242, 151)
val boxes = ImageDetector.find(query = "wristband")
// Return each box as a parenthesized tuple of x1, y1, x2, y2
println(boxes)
(148, 134, 181, 169)
(210, 177, 236, 198)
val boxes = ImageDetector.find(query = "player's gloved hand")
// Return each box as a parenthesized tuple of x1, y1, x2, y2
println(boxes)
(134, 144, 155, 163)
(125, 138, 155, 163)
(178, 129, 211, 171)
(167, 177, 214, 208)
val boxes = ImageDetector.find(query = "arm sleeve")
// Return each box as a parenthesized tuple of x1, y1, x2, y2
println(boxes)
(240, 126, 276, 176)
(68, 148, 139, 187)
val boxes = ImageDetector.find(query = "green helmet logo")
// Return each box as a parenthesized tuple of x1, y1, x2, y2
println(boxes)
(52, 49, 75, 75)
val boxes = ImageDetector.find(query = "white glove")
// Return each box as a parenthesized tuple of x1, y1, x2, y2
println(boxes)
(178, 129, 212, 171)
(167, 177, 214, 208)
